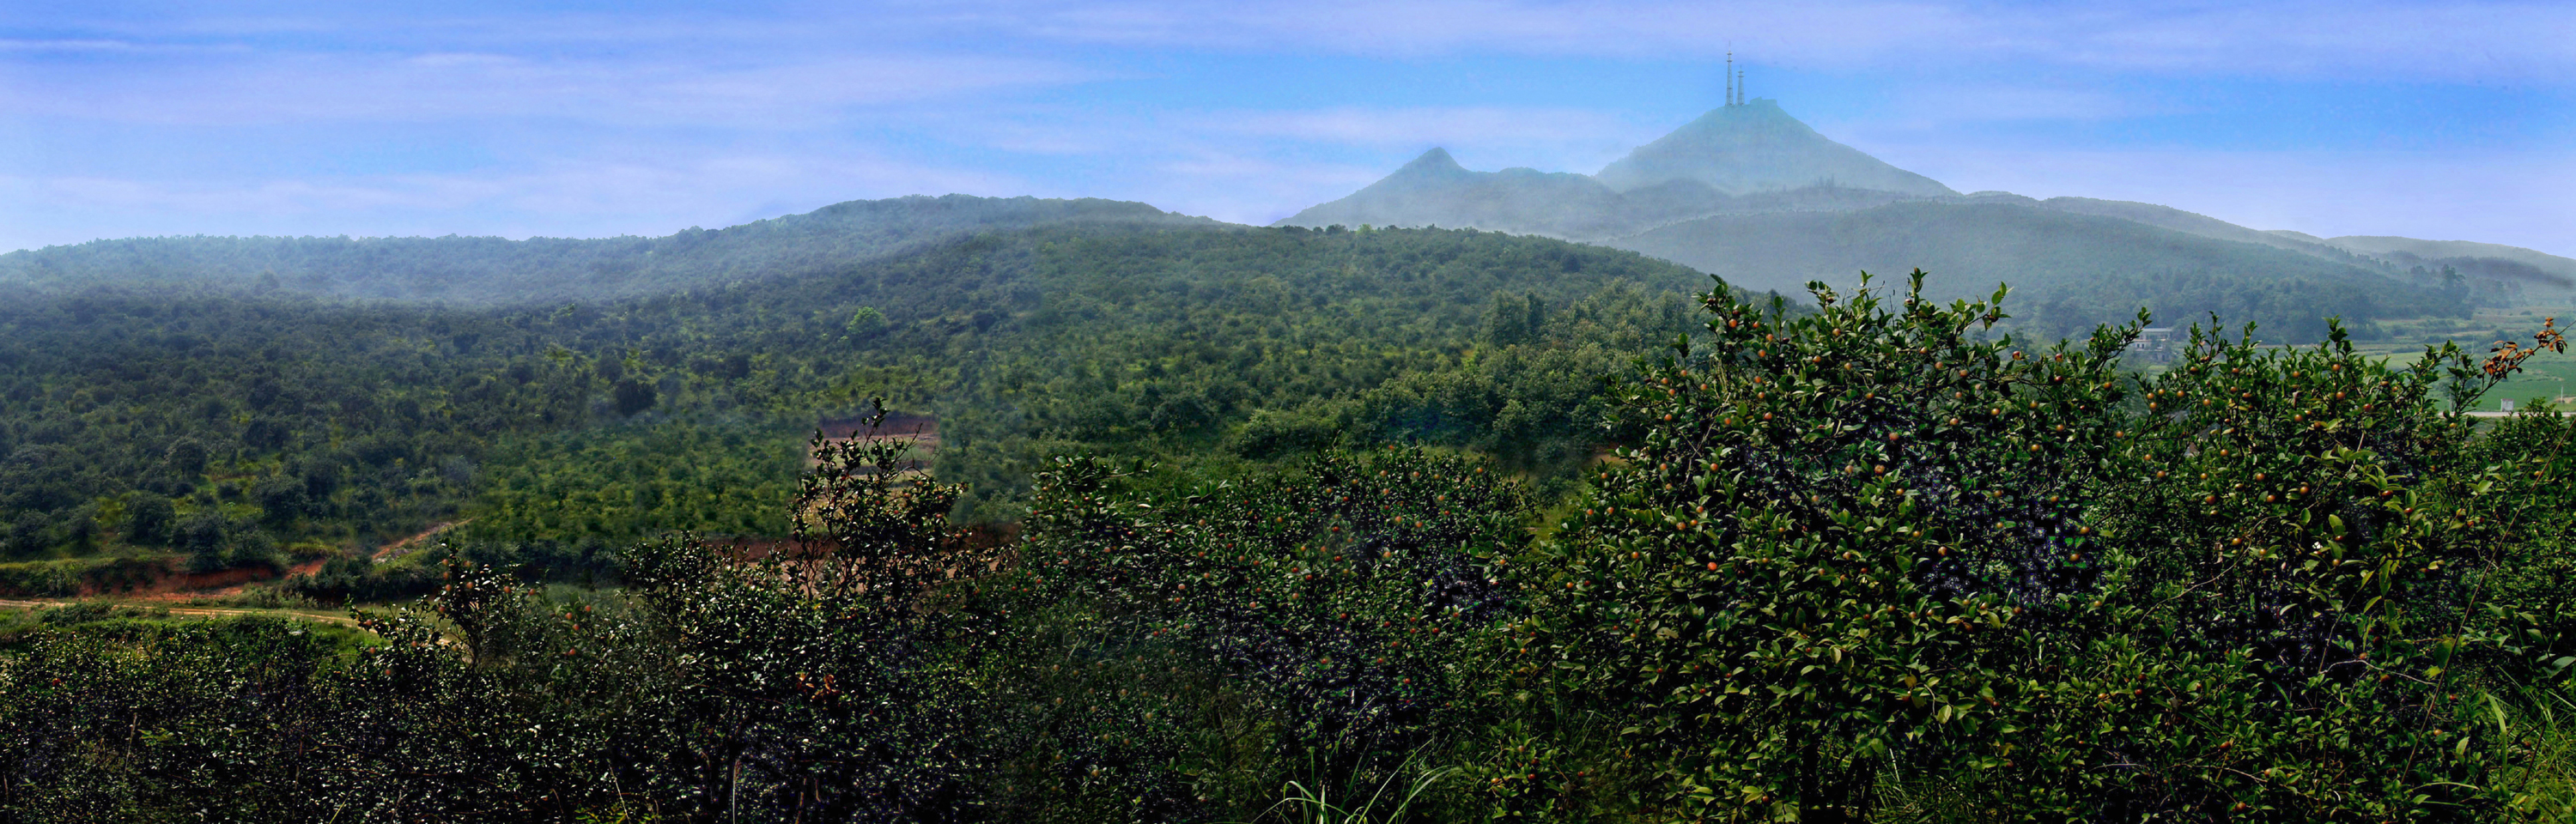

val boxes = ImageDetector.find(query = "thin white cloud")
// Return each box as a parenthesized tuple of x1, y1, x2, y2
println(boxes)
(909, 102, 1644, 171)
(0, 38, 150, 52)
(2026, 2, 2575, 77)
(929, 0, 1978, 62)
(920, 0, 2574, 80)
(1210, 106, 1633, 148)
(1886, 85, 2148, 124)
(0, 150, 1029, 251)
(3, 0, 2566, 256)
(0, 50, 1105, 127)
(30, 2, 2570, 80)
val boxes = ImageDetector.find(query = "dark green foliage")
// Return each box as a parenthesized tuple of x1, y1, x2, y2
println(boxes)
(276, 554, 441, 604)
(0, 288, 597, 562)
(0, 555, 166, 598)
(984, 447, 1529, 820)
(164, 438, 208, 477)
(121, 495, 174, 548)
(0, 222, 1718, 562)
(6, 203, 2567, 821)
(8, 286, 2576, 819)
(1510, 274, 2142, 818)
(596, 409, 1006, 821)
(177, 512, 230, 572)
(0, 433, 1540, 821)
(847, 306, 889, 339)
(611, 379, 658, 416)
(463, 420, 803, 545)
(0, 613, 368, 821)
(853, 224, 1716, 512)
(1506, 271, 2562, 820)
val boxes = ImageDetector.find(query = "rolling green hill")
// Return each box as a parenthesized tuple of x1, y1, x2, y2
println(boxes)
(0, 195, 1216, 306)
(1606, 200, 2466, 341)
(0, 214, 1738, 589)
(2326, 234, 2576, 282)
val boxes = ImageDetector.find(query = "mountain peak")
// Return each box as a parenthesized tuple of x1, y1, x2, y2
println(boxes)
(1403, 147, 1464, 171)
(1277, 101, 1957, 240)
(1595, 101, 1954, 197)
(1376, 148, 1475, 187)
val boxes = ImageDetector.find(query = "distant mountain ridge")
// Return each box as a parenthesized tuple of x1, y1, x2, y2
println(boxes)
(1613, 200, 2463, 340)
(1282, 99, 1943, 240)
(2319, 236, 2576, 283)
(1299, 148, 1638, 240)
(0, 195, 1216, 306)
(7, 106, 2561, 343)
(1276, 100, 2567, 334)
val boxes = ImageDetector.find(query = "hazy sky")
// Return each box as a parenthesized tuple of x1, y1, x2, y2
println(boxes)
(4, 1, 2571, 256)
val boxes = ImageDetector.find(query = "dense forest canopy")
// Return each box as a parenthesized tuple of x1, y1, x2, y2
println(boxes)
(0, 219, 1739, 587)
(9, 273, 2576, 821)
(0, 188, 2524, 601)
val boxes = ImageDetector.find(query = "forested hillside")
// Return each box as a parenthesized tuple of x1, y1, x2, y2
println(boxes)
(1608, 200, 2465, 341)
(1276, 100, 2511, 344)
(0, 195, 1214, 306)
(11, 274, 2576, 821)
(7, 203, 2573, 822)
(0, 221, 1735, 591)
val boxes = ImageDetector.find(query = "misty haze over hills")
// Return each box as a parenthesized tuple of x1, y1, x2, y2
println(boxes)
(1279, 100, 1943, 242)
(3, 97, 2568, 343)
(0, 196, 1215, 306)
(1277, 98, 2576, 336)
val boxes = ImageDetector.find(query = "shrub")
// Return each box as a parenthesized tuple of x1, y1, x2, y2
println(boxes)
(992, 446, 1528, 820)
(1511, 271, 2559, 821)
(122, 494, 175, 548)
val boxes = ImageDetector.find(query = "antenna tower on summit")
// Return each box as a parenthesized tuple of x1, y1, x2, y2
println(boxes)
(1722, 53, 1748, 106)
(1721, 52, 1741, 106)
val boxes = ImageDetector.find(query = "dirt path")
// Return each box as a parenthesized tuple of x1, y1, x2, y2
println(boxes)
(0, 598, 364, 627)
(374, 519, 472, 561)
(130, 558, 337, 602)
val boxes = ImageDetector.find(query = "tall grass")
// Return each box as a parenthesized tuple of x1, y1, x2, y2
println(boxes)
(1259, 751, 1455, 824)
(2502, 686, 2576, 821)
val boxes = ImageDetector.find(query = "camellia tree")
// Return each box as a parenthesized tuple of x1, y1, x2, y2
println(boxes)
(1510, 270, 2567, 821)
(607, 401, 1014, 821)
(985, 446, 1530, 821)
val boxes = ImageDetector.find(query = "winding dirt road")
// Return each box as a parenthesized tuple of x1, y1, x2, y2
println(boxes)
(0, 598, 364, 627)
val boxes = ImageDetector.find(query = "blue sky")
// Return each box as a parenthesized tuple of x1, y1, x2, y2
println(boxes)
(3, 1, 2571, 256)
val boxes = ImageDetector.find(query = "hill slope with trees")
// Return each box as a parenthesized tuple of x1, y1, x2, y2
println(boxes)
(0, 219, 1740, 589)
(0, 195, 1217, 306)
(1277, 102, 2516, 339)
(9, 274, 2576, 821)
(1607, 200, 2466, 341)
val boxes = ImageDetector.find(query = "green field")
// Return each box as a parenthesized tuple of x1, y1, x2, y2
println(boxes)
(2345, 305, 2576, 410)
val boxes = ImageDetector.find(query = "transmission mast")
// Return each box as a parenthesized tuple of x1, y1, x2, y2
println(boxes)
(1725, 52, 1735, 106)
